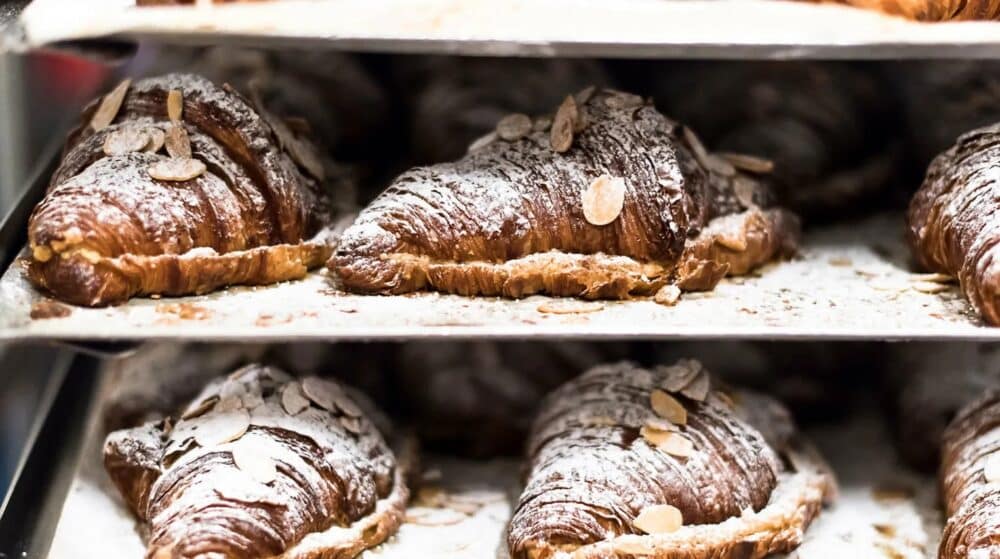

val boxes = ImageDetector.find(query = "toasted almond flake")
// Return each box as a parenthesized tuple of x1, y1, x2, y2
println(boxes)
(537, 300, 605, 314)
(604, 92, 644, 110)
(733, 176, 758, 209)
(644, 417, 677, 432)
(574, 85, 596, 105)
(103, 127, 149, 156)
(165, 124, 192, 159)
(679, 371, 710, 402)
(231, 444, 277, 484)
(341, 416, 363, 434)
(910, 272, 954, 283)
(911, 281, 950, 294)
(713, 391, 736, 409)
(659, 360, 702, 393)
(650, 389, 687, 425)
(468, 131, 498, 153)
(550, 95, 577, 153)
(90, 79, 131, 131)
(634, 504, 683, 534)
(657, 432, 695, 457)
(241, 392, 264, 409)
(181, 395, 219, 420)
(284, 116, 312, 135)
(582, 174, 626, 226)
(144, 127, 165, 153)
(984, 452, 1000, 483)
(640, 425, 672, 446)
(148, 157, 206, 182)
(718, 152, 774, 174)
(31, 244, 53, 262)
(532, 116, 552, 132)
(682, 126, 713, 170)
(167, 89, 183, 122)
(654, 285, 681, 306)
(301, 377, 341, 412)
(193, 409, 250, 447)
(584, 415, 618, 427)
(496, 113, 532, 141)
(705, 154, 736, 177)
(333, 391, 363, 418)
(572, 109, 588, 134)
(217, 396, 243, 412)
(281, 381, 310, 415)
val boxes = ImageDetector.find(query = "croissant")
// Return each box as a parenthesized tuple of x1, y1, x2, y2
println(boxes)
(27, 73, 336, 306)
(104, 364, 407, 559)
(907, 123, 1000, 325)
(939, 390, 1000, 559)
(332, 88, 800, 299)
(507, 360, 834, 559)
(817, 0, 1000, 20)
(652, 61, 898, 221)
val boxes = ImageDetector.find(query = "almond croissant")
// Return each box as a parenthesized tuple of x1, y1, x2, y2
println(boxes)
(507, 360, 834, 559)
(907, 123, 1000, 325)
(939, 390, 1000, 559)
(104, 364, 407, 559)
(331, 88, 799, 299)
(28, 73, 337, 306)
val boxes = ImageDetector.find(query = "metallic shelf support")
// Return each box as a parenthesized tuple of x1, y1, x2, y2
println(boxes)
(0, 351, 103, 558)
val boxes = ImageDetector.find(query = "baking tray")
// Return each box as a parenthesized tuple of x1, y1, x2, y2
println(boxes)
(44, 360, 943, 559)
(7, 0, 1000, 60)
(0, 212, 995, 342)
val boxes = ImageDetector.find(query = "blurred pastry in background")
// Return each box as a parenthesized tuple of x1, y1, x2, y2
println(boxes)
(651, 61, 900, 222)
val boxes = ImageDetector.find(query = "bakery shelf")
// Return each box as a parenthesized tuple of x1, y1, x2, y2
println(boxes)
(39, 357, 941, 559)
(7, 0, 1000, 60)
(0, 212, 993, 342)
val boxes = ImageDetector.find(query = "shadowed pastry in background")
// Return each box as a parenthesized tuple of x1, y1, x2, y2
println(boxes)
(332, 87, 799, 300)
(891, 61, 1000, 174)
(651, 61, 899, 222)
(104, 364, 408, 559)
(507, 360, 835, 559)
(939, 390, 1000, 559)
(887, 343, 1000, 472)
(393, 342, 630, 457)
(392, 57, 609, 165)
(27, 73, 349, 306)
(907, 123, 1000, 325)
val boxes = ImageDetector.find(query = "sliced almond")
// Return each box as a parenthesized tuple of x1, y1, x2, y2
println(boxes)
(634, 504, 683, 534)
(284, 116, 312, 135)
(682, 126, 713, 171)
(704, 154, 736, 177)
(718, 152, 774, 174)
(650, 389, 687, 425)
(341, 416, 363, 434)
(332, 391, 363, 418)
(574, 85, 596, 106)
(909, 272, 954, 284)
(165, 124, 192, 159)
(911, 281, 949, 294)
(90, 79, 131, 132)
(231, 444, 277, 484)
(734, 176, 758, 209)
(217, 396, 244, 412)
(550, 95, 578, 153)
(654, 285, 681, 306)
(573, 109, 588, 134)
(148, 157, 206, 182)
(103, 127, 150, 156)
(301, 377, 342, 412)
(604, 92, 644, 110)
(537, 300, 605, 314)
(281, 381, 310, 415)
(193, 409, 251, 447)
(167, 89, 183, 122)
(679, 371, 710, 402)
(496, 113, 532, 141)
(468, 131, 498, 153)
(657, 432, 695, 457)
(583, 415, 618, 427)
(144, 127, 166, 153)
(181, 395, 219, 420)
(242, 392, 264, 410)
(984, 452, 1000, 483)
(659, 360, 703, 393)
(260, 106, 325, 181)
(644, 417, 677, 432)
(582, 174, 626, 226)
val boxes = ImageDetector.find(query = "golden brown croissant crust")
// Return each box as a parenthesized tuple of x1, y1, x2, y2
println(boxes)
(821, 0, 1000, 20)
(28, 73, 333, 306)
(104, 364, 406, 559)
(507, 360, 833, 559)
(940, 390, 1000, 559)
(907, 123, 1000, 325)
(332, 88, 799, 298)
